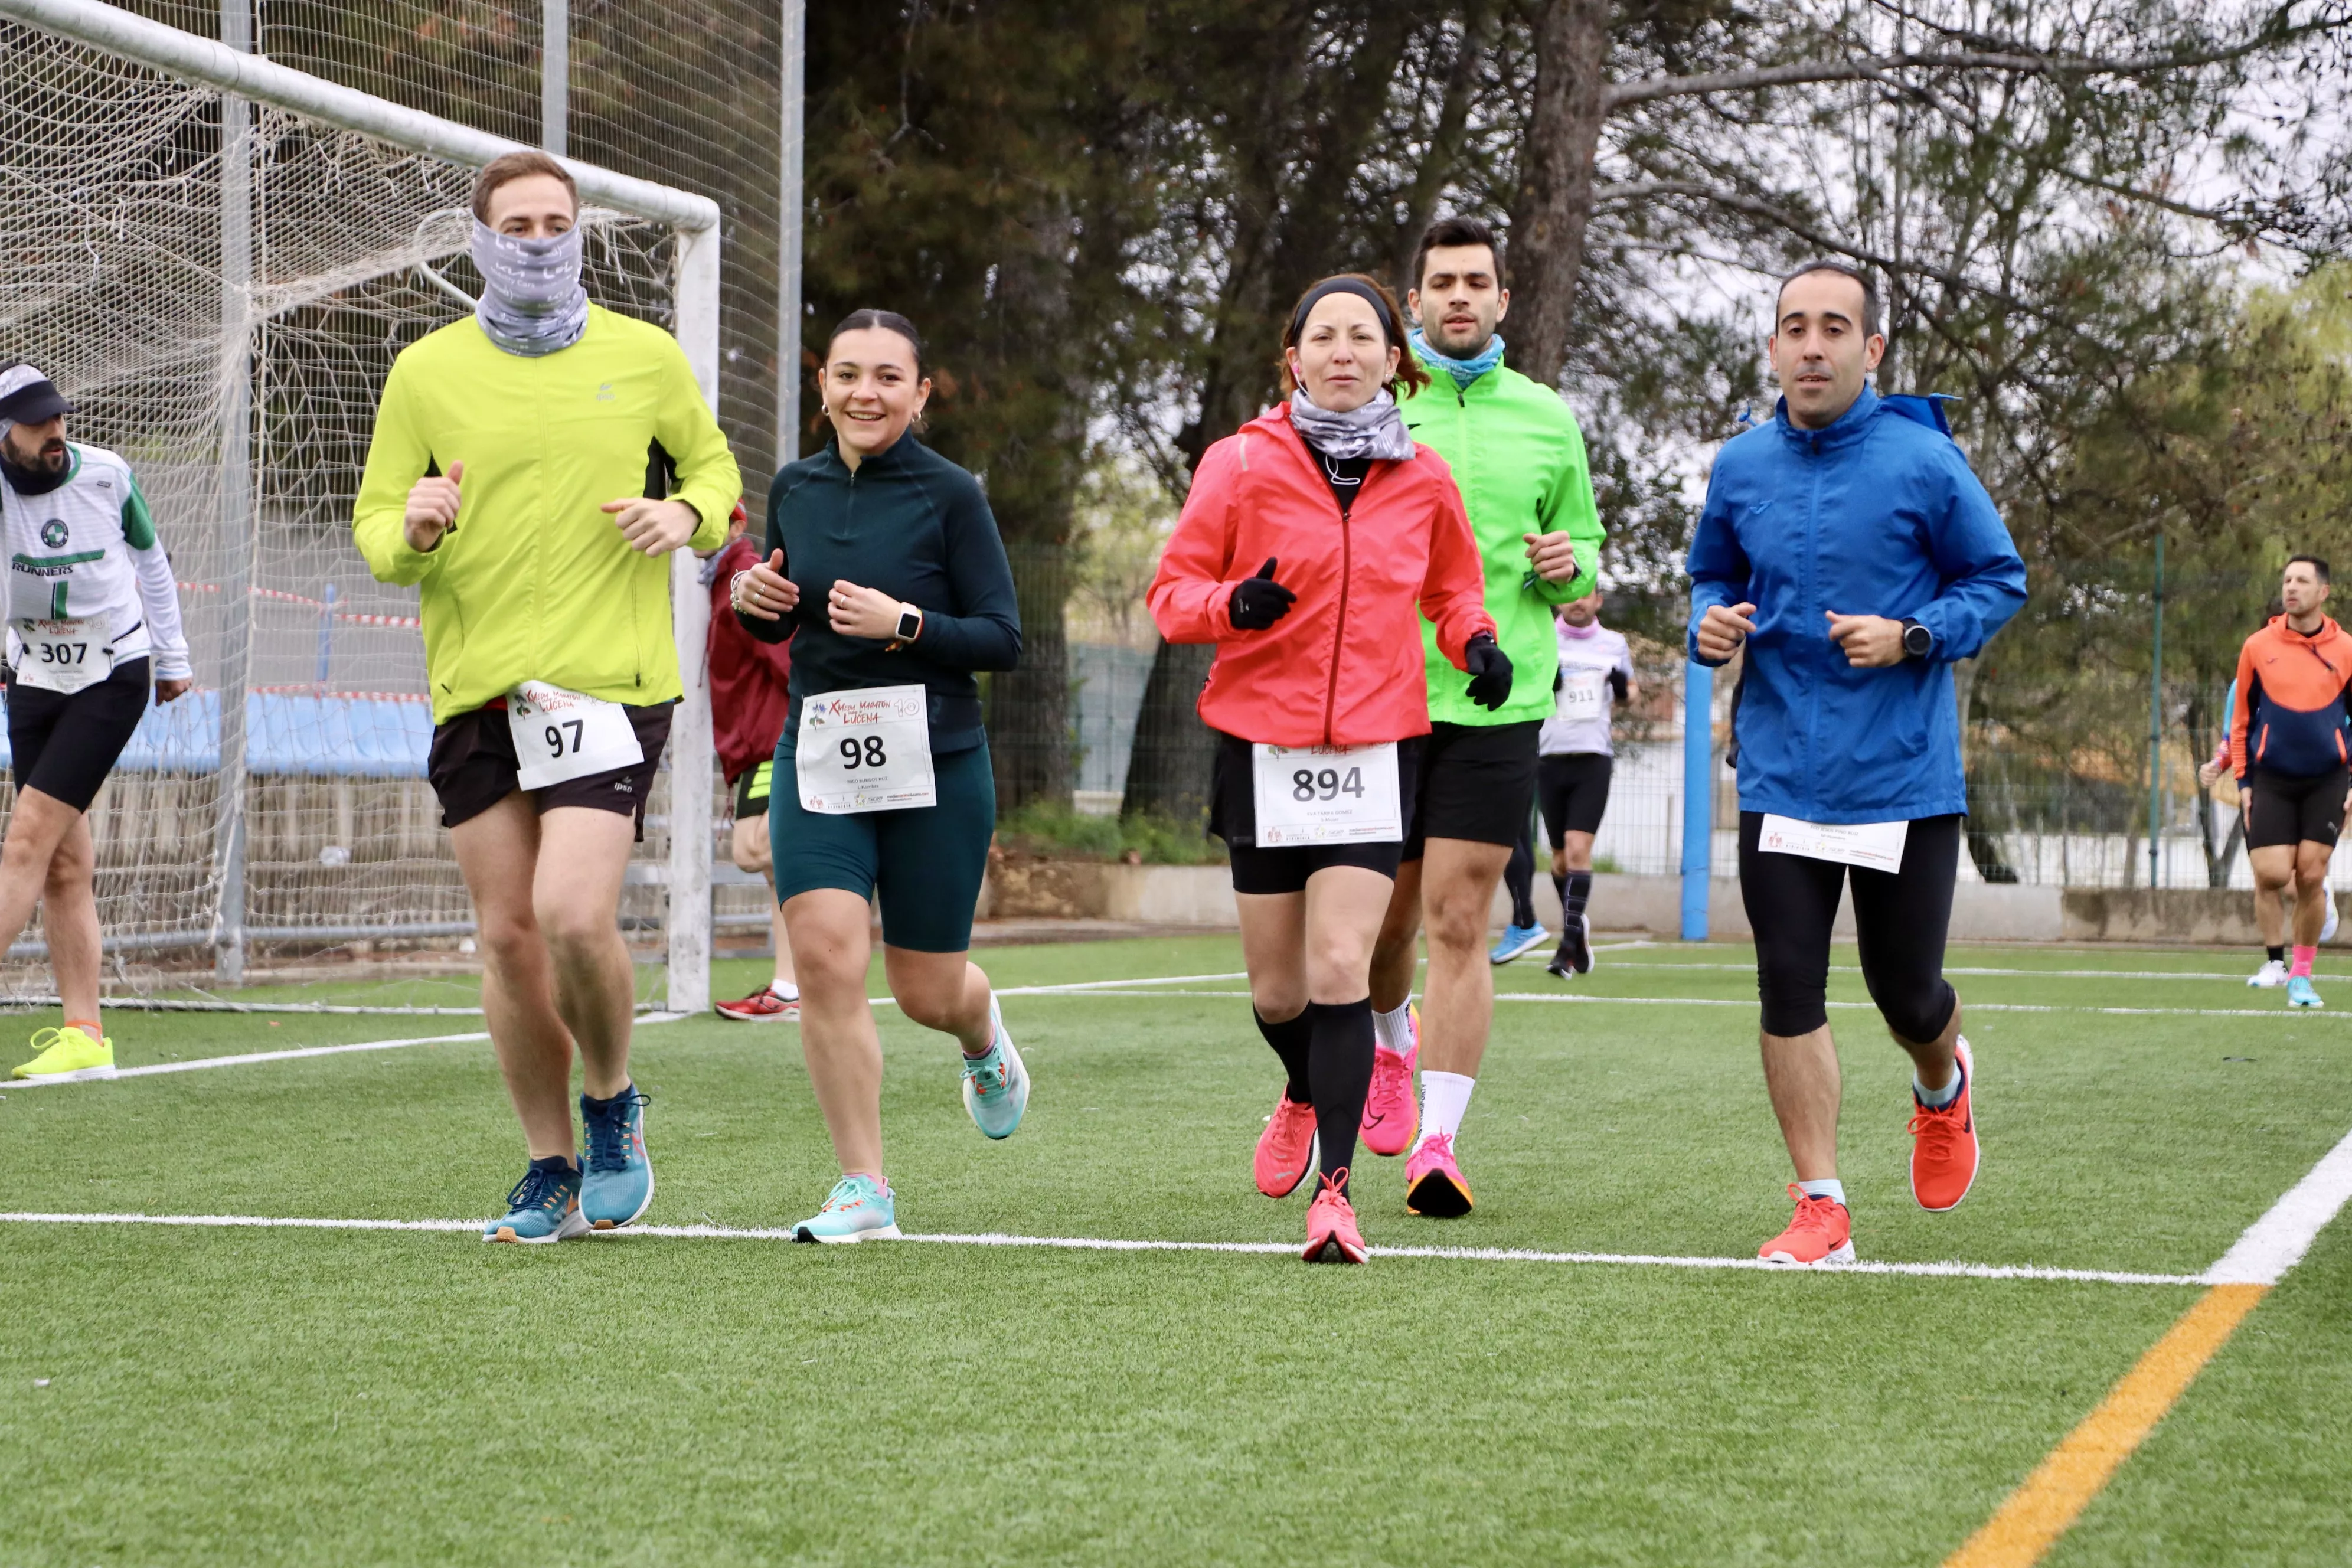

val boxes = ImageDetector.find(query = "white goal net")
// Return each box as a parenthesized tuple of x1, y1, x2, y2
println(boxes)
(0, 0, 720, 1009)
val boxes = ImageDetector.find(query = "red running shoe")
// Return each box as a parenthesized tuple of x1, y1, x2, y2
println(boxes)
(1909, 1038, 1979, 1212)
(1254, 1093, 1319, 1198)
(1404, 1131, 1474, 1218)
(1758, 1183, 1854, 1266)
(715, 985, 799, 1023)
(1360, 1006, 1419, 1157)
(1302, 1171, 1367, 1263)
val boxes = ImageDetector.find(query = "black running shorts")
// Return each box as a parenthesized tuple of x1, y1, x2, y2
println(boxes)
(1537, 752, 1613, 844)
(2245, 766, 2348, 851)
(1400, 719, 1541, 862)
(428, 698, 673, 835)
(1210, 730, 1424, 896)
(1737, 811, 1962, 1043)
(5, 657, 151, 813)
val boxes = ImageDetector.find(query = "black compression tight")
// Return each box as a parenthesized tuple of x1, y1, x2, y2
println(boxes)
(1738, 812, 1961, 1043)
(1303, 998, 1374, 1193)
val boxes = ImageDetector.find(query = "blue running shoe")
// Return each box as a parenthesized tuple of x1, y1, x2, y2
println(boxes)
(1489, 922, 1549, 965)
(580, 1083, 654, 1229)
(483, 1156, 589, 1244)
(2289, 974, 2324, 1009)
(793, 1174, 900, 1243)
(961, 996, 1030, 1140)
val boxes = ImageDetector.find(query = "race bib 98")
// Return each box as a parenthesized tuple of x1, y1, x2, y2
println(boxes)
(796, 684, 936, 814)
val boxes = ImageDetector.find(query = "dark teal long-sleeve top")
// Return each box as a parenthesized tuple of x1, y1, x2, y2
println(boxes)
(739, 433, 1021, 753)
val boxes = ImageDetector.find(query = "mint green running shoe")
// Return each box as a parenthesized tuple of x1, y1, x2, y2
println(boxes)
(793, 1174, 900, 1243)
(2289, 974, 2324, 1009)
(960, 995, 1030, 1140)
(483, 1157, 590, 1244)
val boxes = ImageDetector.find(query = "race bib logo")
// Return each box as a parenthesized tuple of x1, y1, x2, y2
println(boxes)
(39, 520, 67, 548)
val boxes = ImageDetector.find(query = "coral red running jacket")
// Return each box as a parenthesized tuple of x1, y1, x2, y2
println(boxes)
(1148, 404, 1494, 747)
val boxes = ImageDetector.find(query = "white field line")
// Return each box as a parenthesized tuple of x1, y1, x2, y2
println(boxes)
(2202, 1122, 2352, 1285)
(0, 1210, 2207, 1286)
(1009, 988, 2351, 1021)
(1531, 961, 2343, 983)
(4, 1012, 690, 1089)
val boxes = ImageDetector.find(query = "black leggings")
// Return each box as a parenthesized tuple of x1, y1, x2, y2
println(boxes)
(1737, 811, 1961, 1042)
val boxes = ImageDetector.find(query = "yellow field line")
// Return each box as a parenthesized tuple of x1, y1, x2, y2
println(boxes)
(1943, 1283, 2269, 1567)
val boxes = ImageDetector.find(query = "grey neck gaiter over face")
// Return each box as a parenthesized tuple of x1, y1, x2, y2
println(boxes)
(470, 220, 590, 357)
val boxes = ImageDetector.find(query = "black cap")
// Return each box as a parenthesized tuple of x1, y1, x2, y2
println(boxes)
(0, 364, 75, 427)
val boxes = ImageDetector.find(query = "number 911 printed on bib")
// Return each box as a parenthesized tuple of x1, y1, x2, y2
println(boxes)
(1251, 741, 1402, 847)
(796, 684, 936, 814)
(507, 681, 644, 790)
(1554, 669, 1605, 721)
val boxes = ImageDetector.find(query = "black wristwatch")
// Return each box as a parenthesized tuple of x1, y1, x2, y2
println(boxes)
(1900, 618, 1934, 659)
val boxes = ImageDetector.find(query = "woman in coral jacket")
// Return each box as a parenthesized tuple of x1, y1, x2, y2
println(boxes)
(1148, 273, 1507, 1264)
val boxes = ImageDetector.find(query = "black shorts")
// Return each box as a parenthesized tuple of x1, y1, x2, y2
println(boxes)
(5, 657, 151, 813)
(1401, 719, 1541, 862)
(427, 699, 673, 835)
(733, 758, 775, 819)
(1210, 730, 1424, 896)
(1537, 752, 1613, 842)
(1737, 811, 1962, 1043)
(2246, 767, 2348, 851)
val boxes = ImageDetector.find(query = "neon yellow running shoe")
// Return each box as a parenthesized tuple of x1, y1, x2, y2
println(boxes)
(11, 1026, 116, 1082)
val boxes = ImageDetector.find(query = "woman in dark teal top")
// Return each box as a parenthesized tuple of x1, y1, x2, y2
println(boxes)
(731, 309, 1028, 1243)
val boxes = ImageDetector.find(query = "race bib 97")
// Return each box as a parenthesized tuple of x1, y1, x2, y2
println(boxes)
(508, 681, 643, 790)
(12, 617, 113, 695)
(1251, 741, 1402, 846)
(796, 684, 936, 814)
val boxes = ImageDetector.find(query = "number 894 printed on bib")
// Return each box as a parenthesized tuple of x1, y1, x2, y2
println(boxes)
(1250, 741, 1402, 846)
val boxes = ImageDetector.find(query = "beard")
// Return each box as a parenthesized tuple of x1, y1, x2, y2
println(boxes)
(1422, 313, 1493, 354)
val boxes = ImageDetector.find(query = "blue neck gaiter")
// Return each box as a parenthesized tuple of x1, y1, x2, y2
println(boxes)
(1410, 328, 1505, 388)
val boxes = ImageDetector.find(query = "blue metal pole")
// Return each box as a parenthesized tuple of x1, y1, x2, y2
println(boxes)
(1681, 660, 1714, 940)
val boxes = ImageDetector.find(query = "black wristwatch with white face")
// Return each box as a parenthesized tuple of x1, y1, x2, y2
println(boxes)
(1900, 618, 1935, 660)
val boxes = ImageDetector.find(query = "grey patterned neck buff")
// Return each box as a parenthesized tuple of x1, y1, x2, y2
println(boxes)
(470, 220, 590, 357)
(1286, 387, 1416, 462)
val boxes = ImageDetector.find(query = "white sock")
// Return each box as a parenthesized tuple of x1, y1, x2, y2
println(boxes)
(1373, 1000, 1415, 1055)
(1417, 1070, 1475, 1149)
(771, 979, 799, 1001)
(1798, 1177, 1847, 1207)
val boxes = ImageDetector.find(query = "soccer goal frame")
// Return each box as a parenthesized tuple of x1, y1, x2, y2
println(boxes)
(1, 0, 723, 1013)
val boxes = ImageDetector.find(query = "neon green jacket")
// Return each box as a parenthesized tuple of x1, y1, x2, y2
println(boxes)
(353, 305, 738, 722)
(1400, 354, 1602, 727)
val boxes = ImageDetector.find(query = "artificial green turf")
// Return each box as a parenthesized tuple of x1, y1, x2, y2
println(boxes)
(0, 936, 2345, 1565)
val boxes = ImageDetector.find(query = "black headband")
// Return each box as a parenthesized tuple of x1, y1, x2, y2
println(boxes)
(1288, 277, 1399, 348)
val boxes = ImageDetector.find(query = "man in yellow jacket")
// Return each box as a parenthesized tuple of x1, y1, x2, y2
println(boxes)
(354, 150, 739, 1243)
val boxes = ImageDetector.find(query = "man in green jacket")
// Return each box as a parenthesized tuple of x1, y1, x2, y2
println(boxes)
(354, 150, 739, 1244)
(1364, 215, 1604, 1218)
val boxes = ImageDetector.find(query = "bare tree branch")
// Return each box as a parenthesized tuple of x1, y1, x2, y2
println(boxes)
(1604, 29, 2324, 112)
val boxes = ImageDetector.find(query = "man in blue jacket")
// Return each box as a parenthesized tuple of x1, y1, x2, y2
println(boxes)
(1688, 262, 2027, 1267)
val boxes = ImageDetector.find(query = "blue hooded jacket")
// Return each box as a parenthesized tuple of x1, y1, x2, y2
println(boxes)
(1685, 387, 2027, 824)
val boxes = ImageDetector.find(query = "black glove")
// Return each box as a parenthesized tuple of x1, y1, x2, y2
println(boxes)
(1227, 556, 1297, 632)
(1464, 632, 1514, 711)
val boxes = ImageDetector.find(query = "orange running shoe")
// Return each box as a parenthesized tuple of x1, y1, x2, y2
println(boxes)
(1909, 1037, 1979, 1212)
(1302, 1171, 1367, 1263)
(1255, 1093, 1319, 1198)
(1758, 1183, 1854, 1266)
(1360, 1007, 1419, 1157)
(1404, 1131, 1474, 1218)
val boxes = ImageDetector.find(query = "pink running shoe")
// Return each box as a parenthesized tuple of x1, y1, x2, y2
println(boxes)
(1254, 1093, 1319, 1198)
(1360, 1005, 1419, 1156)
(1302, 1171, 1367, 1263)
(1404, 1132, 1474, 1218)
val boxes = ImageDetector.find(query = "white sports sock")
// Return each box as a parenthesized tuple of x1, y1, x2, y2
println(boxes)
(1373, 1000, 1415, 1055)
(1798, 1177, 1847, 1207)
(772, 980, 800, 1001)
(1418, 1070, 1475, 1148)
